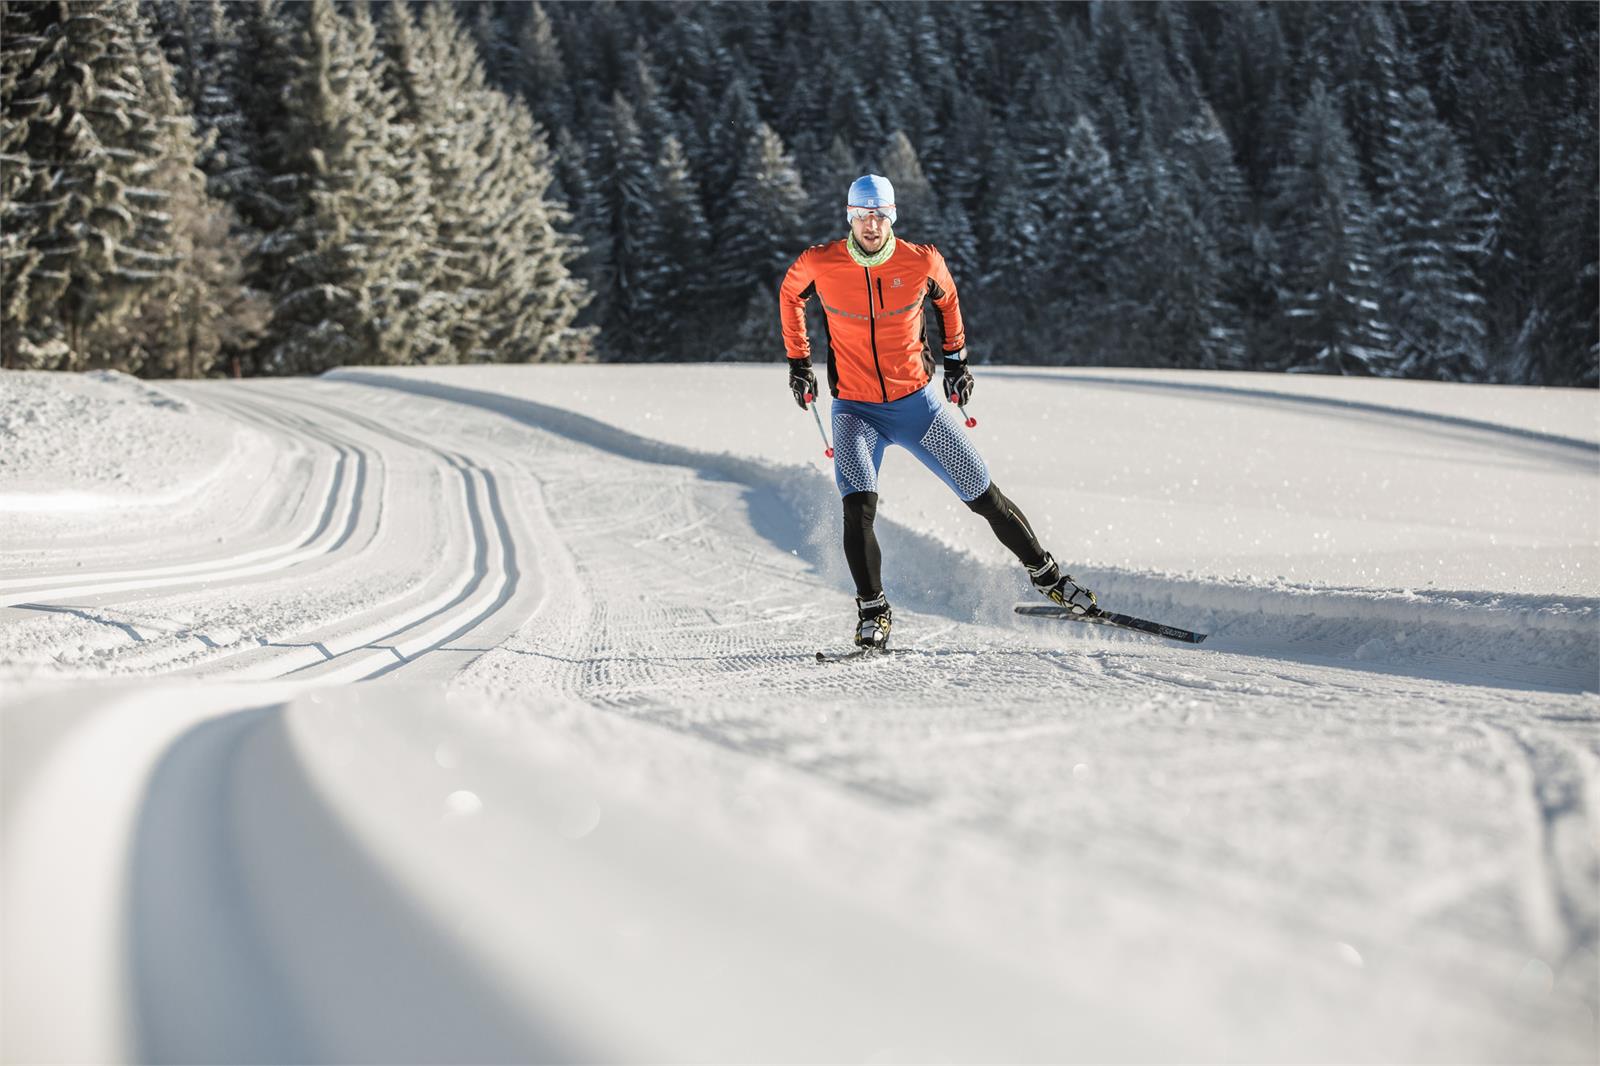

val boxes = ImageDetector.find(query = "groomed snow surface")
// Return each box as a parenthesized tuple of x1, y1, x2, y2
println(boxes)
(2, 364, 1596, 1063)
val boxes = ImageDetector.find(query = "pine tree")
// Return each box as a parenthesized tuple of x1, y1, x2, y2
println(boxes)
(805, 134, 859, 243)
(95, 6, 264, 376)
(975, 137, 1043, 288)
(1170, 102, 1252, 367)
(0, 0, 185, 369)
(382, 1, 588, 364)
(651, 132, 712, 359)
(1118, 127, 1239, 370)
(880, 130, 940, 243)
(515, 0, 572, 135)
(1375, 86, 1488, 381)
(704, 70, 761, 202)
(1515, 113, 1598, 387)
(1007, 48, 1084, 231)
(907, 0, 955, 156)
(940, 200, 981, 294)
(464, 1, 517, 94)
(927, 84, 990, 211)
(1269, 82, 1393, 375)
(1208, 3, 1293, 196)
(820, 56, 880, 168)
(719, 122, 811, 359)
(472, 85, 592, 363)
(600, 92, 665, 360)
(256, 0, 430, 373)
(145, 0, 230, 182)
(1, 0, 51, 366)
(1053, 113, 1130, 363)
(225, 0, 296, 239)
(1327, 3, 1409, 184)
(552, 124, 610, 330)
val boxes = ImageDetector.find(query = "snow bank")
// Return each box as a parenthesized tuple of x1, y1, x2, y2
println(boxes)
(0, 369, 259, 512)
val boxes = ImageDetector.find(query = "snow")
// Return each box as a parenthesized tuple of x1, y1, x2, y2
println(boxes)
(1, 364, 1597, 1063)
(0, 369, 271, 521)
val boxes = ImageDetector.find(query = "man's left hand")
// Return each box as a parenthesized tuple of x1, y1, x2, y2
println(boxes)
(943, 352, 974, 405)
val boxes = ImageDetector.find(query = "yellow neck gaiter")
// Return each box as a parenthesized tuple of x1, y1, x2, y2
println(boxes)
(846, 228, 896, 268)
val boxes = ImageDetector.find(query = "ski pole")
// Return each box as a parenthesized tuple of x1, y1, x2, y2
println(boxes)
(805, 393, 834, 458)
(950, 393, 977, 429)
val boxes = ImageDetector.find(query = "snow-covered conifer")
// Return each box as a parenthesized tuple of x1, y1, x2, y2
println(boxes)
(622, 46, 676, 154)
(94, 6, 264, 376)
(470, 86, 592, 363)
(515, 0, 572, 136)
(552, 125, 610, 329)
(719, 123, 810, 359)
(927, 85, 989, 212)
(1121, 127, 1241, 370)
(379, 1, 587, 364)
(975, 139, 1043, 289)
(727, 123, 811, 286)
(939, 199, 981, 301)
(1269, 83, 1394, 375)
(256, 0, 431, 373)
(224, 0, 295, 238)
(651, 133, 712, 360)
(600, 93, 666, 360)
(1053, 113, 1129, 362)
(880, 131, 941, 243)
(1, 0, 49, 366)
(1375, 86, 1487, 381)
(0, 0, 185, 368)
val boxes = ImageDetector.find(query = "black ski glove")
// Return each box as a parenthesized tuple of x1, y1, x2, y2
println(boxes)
(789, 358, 818, 410)
(943, 350, 974, 405)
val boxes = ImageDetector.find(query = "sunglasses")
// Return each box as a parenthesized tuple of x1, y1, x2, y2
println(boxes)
(847, 207, 894, 223)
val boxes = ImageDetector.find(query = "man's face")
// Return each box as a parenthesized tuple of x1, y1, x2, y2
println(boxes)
(849, 209, 892, 252)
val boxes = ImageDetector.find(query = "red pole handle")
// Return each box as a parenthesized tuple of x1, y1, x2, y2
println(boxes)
(952, 395, 977, 429)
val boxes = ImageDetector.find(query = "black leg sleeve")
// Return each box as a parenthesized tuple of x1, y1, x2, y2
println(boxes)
(841, 491, 883, 600)
(965, 482, 1048, 570)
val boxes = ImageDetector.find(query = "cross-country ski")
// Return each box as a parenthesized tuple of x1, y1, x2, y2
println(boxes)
(1014, 603, 1208, 643)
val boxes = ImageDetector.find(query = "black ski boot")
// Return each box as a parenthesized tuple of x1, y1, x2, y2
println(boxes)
(1028, 554, 1097, 615)
(854, 593, 893, 649)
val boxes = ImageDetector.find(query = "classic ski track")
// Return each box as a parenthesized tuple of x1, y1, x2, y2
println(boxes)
(241, 382, 546, 681)
(0, 384, 461, 680)
(0, 398, 320, 585)
(0, 394, 357, 608)
(182, 383, 524, 683)
(0, 390, 387, 675)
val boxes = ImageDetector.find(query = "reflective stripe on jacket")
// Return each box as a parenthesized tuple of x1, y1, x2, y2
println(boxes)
(779, 237, 966, 404)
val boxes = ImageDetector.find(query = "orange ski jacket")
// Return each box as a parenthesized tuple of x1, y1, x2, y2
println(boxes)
(779, 237, 966, 404)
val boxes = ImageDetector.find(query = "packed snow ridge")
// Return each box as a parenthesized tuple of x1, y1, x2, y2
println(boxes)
(1, 364, 1596, 1063)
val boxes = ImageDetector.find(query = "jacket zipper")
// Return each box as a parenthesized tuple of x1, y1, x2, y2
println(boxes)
(864, 267, 887, 401)
(875, 277, 885, 309)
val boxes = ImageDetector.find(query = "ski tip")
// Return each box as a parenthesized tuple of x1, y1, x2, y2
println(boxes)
(815, 650, 827, 662)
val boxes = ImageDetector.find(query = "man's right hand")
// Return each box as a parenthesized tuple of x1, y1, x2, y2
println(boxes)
(789, 358, 818, 410)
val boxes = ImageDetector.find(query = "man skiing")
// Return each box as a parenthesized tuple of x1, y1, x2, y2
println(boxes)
(780, 174, 1097, 650)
